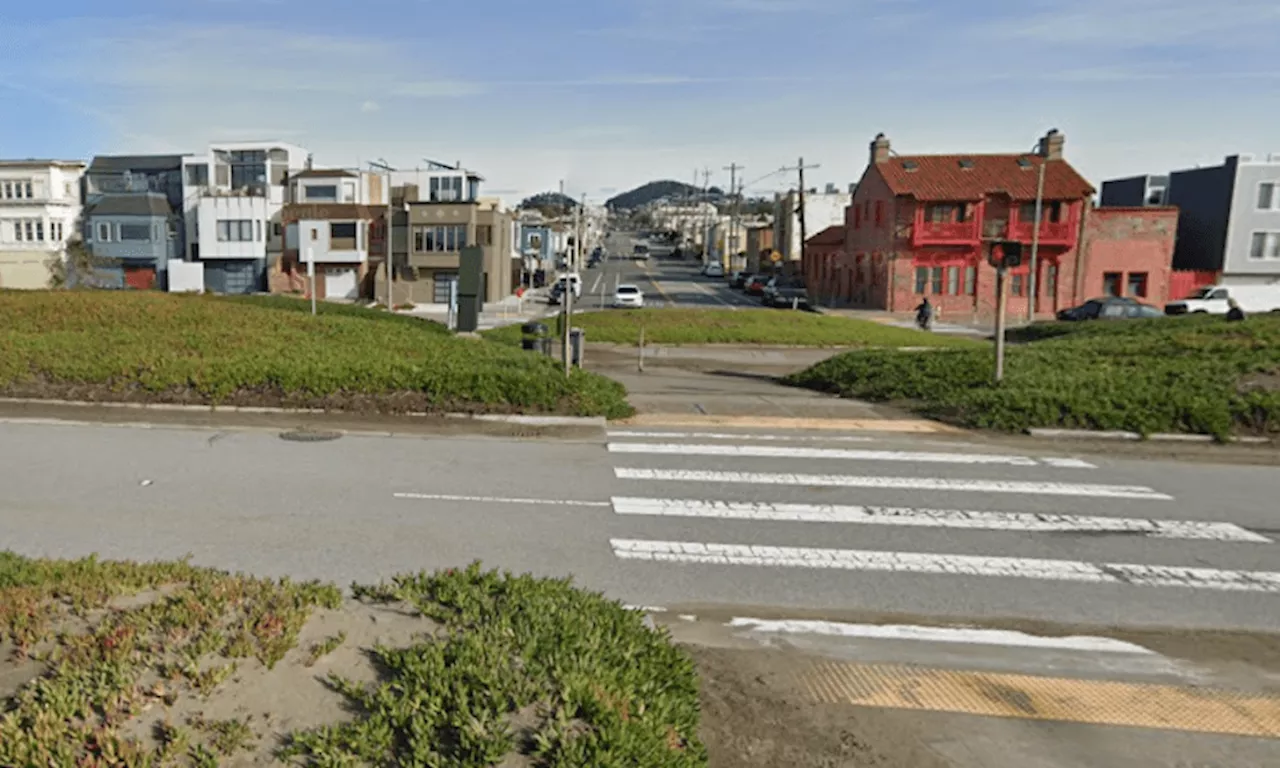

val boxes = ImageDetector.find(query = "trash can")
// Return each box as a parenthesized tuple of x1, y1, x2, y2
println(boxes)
(521, 322, 549, 355)
(569, 327, 585, 367)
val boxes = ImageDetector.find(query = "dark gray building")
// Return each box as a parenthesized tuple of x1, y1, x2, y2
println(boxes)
(1099, 175, 1169, 207)
(1102, 155, 1280, 282)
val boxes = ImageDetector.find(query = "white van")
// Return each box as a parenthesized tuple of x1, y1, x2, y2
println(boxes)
(1165, 283, 1280, 315)
(554, 273, 583, 298)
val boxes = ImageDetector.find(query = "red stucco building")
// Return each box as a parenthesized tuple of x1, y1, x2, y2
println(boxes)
(808, 130, 1177, 321)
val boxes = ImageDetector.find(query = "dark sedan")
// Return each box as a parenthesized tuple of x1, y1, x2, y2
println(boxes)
(1057, 297, 1163, 321)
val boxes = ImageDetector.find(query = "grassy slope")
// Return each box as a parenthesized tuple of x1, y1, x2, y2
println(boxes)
(0, 291, 631, 418)
(483, 308, 981, 348)
(0, 552, 705, 766)
(786, 315, 1280, 438)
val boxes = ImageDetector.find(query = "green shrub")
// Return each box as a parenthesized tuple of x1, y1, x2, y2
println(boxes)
(483, 308, 980, 348)
(786, 315, 1280, 438)
(0, 291, 632, 418)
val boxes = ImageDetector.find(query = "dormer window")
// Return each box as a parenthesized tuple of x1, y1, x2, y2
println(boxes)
(903, 160, 919, 172)
(1017, 157, 1033, 169)
(959, 159, 974, 170)
(429, 175, 464, 202)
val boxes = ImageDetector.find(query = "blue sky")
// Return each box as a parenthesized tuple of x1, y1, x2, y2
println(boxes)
(3, 0, 1279, 203)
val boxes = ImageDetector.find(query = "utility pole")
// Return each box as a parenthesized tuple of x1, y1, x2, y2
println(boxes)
(780, 157, 820, 273)
(563, 197, 579, 376)
(696, 168, 711, 265)
(370, 160, 397, 308)
(723, 163, 742, 271)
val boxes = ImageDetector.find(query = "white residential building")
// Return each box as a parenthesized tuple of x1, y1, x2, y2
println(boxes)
(278, 168, 392, 299)
(0, 159, 86, 289)
(180, 141, 311, 293)
(773, 187, 850, 264)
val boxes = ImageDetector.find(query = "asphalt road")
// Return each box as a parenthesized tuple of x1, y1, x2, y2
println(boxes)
(2, 419, 1278, 633)
(580, 231, 758, 309)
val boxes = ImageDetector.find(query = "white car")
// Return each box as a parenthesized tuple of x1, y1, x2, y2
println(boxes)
(555, 273, 583, 299)
(703, 262, 725, 278)
(613, 284, 644, 308)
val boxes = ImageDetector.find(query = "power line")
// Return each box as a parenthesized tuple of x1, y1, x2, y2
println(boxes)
(779, 157, 821, 269)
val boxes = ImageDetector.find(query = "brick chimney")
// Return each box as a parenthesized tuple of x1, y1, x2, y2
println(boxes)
(1038, 128, 1064, 161)
(870, 133, 891, 164)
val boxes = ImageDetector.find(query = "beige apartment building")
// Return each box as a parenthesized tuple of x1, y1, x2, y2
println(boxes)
(379, 166, 516, 306)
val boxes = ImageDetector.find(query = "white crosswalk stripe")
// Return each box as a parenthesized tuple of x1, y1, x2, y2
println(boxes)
(609, 497, 1270, 542)
(608, 442, 1096, 468)
(600, 429, 1276, 596)
(613, 468, 1171, 500)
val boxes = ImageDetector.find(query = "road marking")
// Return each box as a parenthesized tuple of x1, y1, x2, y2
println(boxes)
(797, 661, 1280, 738)
(689, 279, 736, 309)
(614, 414, 960, 433)
(609, 539, 1280, 592)
(394, 492, 610, 507)
(609, 498, 1265, 542)
(613, 468, 1173, 500)
(608, 442, 1090, 468)
(590, 273, 602, 293)
(727, 618, 1156, 654)
(1041, 457, 1096, 468)
(607, 430, 876, 443)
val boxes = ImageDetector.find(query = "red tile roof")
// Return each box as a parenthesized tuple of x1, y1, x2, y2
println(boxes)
(806, 225, 845, 246)
(875, 154, 1094, 202)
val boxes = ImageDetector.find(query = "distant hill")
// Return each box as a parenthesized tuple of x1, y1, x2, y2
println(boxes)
(519, 192, 579, 216)
(607, 180, 724, 210)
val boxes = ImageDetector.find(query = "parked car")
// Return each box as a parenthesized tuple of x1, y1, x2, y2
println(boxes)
(554, 273, 582, 299)
(762, 277, 809, 308)
(729, 271, 751, 288)
(745, 275, 771, 295)
(703, 262, 725, 278)
(632, 243, 650, 260)
(613, 284, 645, 308)
(1057, 296, 1162, 321)
(1165, 284, 1280, 315)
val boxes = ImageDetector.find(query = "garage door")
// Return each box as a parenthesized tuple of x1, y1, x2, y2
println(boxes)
(325, 268, 359, 299)
(205, 261, 261, 295)
(123, 266, 156, 290)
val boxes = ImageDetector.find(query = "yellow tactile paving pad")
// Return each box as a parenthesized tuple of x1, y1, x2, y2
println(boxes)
(798, 661, 1280, 738)
(615, 415, 957, 433)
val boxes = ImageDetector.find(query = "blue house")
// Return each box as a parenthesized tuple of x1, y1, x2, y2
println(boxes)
(85, 193, 179, 289)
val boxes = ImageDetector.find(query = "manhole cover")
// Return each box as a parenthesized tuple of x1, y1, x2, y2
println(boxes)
(279, 429, 343, 442)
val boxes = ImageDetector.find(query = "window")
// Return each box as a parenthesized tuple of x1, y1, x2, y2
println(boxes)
(96, 222, 112, 242)
(35, 221, 44, 241)
(1019, 203, 1040, 223)
(428, 175, 464, 202)
(185, 164, 208, 186)
(412, 224, 467, 251)
(874, 201, 884, 226)
(255, 220, 263, 241)
(964, 266, 976, 295)
(946, 266, 959, 295)
(1045, 263, 1057, 297)
(305, 185, 338, 201)
(51, 221, 63, 242)
(273, 222, 282, 237)
(216, 219, 254, 242)
(914, 266, 928, 293)
(476, 224, 493, 246)
(23, 182, 33, 199)
(229, 150, 267, 191)
(1127, 272, 1148, 298)
(930, 266, 944, 294)
(330, 222, 357, 239)
(119, 223, 151, 241)
(1250, 232, 1280, 260)
(1011, 274, 1024, 296)
(926, 204, 956, 223)
(342, 182, 356, 202)
(22, 221, 34, 242)
(433, 273, 458, 303)
(853, 205, 862, 229)
(1258, 183, 1277, 210)
(1, 182, 10, 198)
(310, 227, 319, 241)
(1103, 271, 1122, 296)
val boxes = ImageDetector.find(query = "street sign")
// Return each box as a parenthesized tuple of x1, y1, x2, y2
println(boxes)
(769, 250, 782, 263)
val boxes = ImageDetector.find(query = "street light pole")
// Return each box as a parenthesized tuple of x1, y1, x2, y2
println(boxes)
(1027, 156, 1046, 322)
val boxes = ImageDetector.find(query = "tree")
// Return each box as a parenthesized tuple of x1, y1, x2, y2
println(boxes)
(47, 240, 121, 289)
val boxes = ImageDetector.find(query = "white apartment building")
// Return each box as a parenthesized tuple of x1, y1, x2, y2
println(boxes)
(0, 159, 86, 289)
(180, 141, 311, 293)
(773, 187, 850, 264)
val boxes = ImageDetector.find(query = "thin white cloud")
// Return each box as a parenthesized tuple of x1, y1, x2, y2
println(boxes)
(975, 0, 1280, 47)
(360, 101, 380, 113)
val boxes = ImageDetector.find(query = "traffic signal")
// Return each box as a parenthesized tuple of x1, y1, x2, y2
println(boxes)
(1000, 240, 1023, 268)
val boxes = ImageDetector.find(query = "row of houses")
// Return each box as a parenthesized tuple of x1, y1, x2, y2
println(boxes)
(796, 129, 1279, 320)
(0, 142, 569, 305)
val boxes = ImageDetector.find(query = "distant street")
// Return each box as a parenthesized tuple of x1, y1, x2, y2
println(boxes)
(569, 231, 758, 310)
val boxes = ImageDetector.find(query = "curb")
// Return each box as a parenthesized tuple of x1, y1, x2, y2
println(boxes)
(1026, 428, 1271, 445)
(612, 414, 959, 433)
(0, 397, 606, 427)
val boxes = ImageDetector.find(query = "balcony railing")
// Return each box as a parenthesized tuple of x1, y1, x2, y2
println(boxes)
(1010, 220, 1075, 244)
(911, 220, 979, 246)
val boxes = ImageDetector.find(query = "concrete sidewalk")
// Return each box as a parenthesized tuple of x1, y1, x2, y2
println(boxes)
(398, 291, 558, 331)
(815, 307, 999, 337)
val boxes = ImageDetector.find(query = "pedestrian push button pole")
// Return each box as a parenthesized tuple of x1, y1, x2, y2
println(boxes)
(569, 328, 585, 368)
